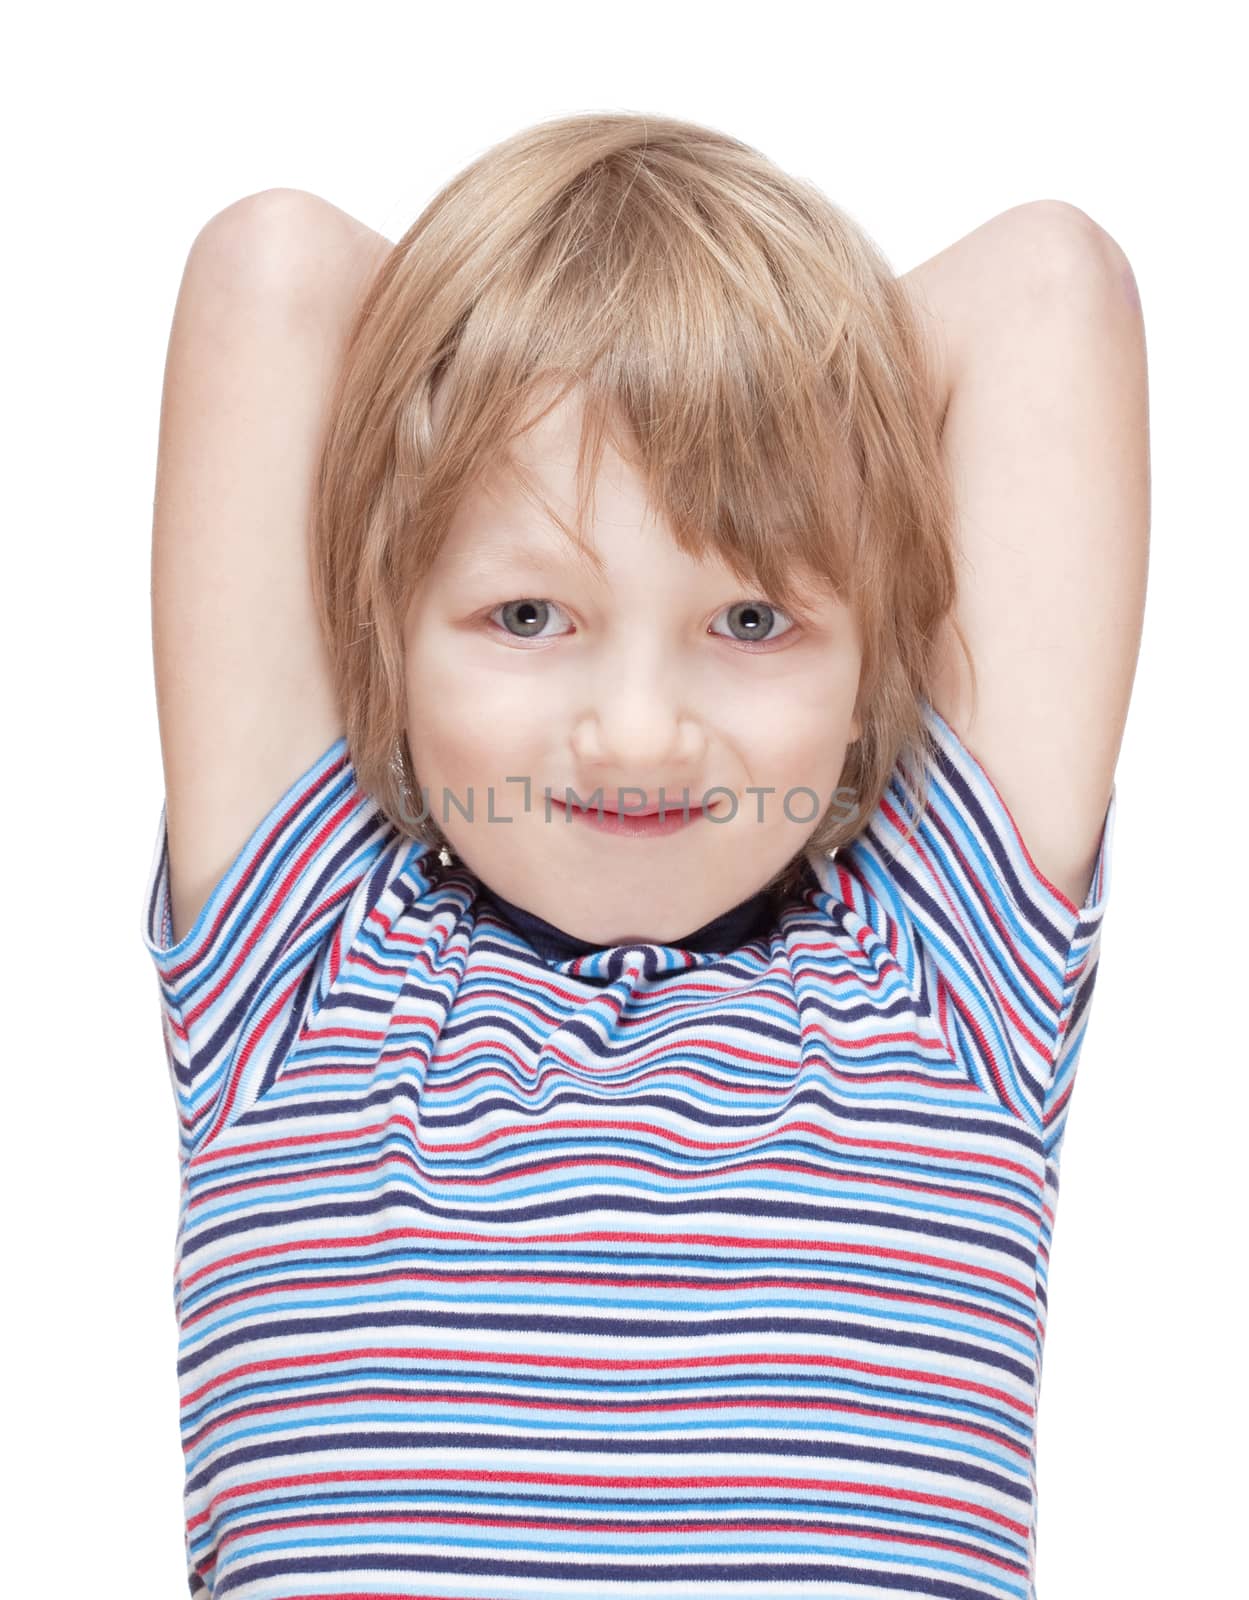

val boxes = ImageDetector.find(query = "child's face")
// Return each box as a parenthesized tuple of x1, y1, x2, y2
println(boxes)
(402, 392, 863, 944)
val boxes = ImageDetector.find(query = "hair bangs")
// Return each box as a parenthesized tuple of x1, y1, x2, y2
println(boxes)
(408, 144, 865, 621)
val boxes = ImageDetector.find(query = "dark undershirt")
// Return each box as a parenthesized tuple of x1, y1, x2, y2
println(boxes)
(477, 858, 819, 966)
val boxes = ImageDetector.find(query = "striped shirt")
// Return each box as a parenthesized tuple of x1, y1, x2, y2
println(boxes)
(140, 698, 1116, 1599)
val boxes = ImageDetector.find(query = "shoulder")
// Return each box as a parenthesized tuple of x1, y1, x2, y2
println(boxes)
(809, 694, 1118, 1135)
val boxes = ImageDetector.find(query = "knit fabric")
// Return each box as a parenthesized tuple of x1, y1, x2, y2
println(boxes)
(140, 698, 1116, 1599)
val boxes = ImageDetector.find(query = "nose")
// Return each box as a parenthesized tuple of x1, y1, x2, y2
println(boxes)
(570, 649, 702, 776)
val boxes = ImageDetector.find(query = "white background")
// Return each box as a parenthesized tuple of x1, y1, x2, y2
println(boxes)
(7, 1, 1244, 1593)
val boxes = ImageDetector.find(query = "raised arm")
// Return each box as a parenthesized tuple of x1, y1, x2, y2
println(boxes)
(899, 200, 1149, 910)
(150, 188, 393, 944)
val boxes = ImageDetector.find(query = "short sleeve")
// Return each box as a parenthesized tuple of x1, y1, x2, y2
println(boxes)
(816, 698, 1117, 1148)
(139, 738, 401, 1160)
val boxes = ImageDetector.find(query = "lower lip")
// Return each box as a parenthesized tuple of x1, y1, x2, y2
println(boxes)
(554, 800, 707, 837)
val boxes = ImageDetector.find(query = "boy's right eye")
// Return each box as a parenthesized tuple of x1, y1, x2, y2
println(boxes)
(489, 598, 574, 641)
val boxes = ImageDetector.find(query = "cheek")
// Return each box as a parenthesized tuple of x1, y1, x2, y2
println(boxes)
(405, 642, 552, 781)
(732, 681, 842, 759)
(743, 700, 855, 820)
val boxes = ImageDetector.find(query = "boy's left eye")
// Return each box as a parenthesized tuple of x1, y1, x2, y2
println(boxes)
(709, 601, 795, 646)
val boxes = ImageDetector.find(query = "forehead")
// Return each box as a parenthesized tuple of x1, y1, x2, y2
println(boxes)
(437, 391, 668, 573)
(425, 380, 851, 618)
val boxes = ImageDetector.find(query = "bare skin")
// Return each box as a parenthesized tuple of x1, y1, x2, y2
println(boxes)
(905, 201, 1148, 910)
(150, 190, 392, 943)
(150, 190, 1147, 942)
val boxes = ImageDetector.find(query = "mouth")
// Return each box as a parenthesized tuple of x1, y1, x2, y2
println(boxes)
(552, 798, 708, 838)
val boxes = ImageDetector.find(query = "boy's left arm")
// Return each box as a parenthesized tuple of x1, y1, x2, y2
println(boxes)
(900, 200, 1149, 911)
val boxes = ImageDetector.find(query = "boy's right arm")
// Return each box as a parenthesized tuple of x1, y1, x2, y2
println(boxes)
(150, 188, 393, 945)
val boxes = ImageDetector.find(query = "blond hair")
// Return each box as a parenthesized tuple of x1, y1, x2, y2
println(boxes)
(312, 110, 974, 900)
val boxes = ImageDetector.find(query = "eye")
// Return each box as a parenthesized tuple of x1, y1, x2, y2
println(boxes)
(709, 600, 796, 646)
(488, 598, 574, 641)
